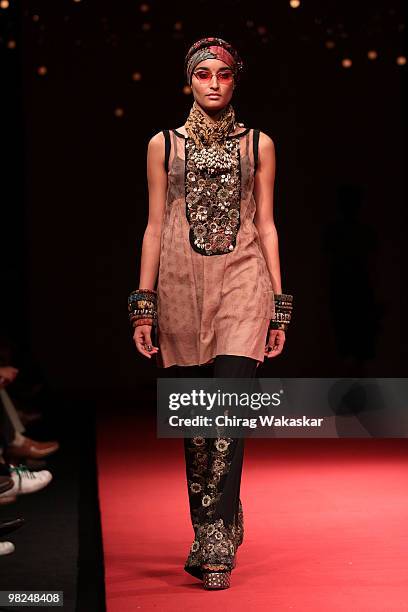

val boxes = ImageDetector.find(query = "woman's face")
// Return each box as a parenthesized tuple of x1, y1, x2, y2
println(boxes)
(190, 58, 235, 113)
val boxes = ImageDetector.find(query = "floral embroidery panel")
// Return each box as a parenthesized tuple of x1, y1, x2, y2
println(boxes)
(185, 138, 241, 256)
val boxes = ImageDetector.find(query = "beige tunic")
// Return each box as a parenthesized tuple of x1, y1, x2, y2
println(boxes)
(156, 128, 275, 368)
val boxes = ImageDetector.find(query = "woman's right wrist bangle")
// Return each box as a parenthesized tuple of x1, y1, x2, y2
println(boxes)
(128, 288, 158, 327)
(132, 318, 154, 328)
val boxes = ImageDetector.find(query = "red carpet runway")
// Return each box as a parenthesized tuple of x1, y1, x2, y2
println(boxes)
(97, 409, 408, 611)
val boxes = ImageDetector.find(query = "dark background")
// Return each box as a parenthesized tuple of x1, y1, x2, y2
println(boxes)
(1, 0, 407, 393)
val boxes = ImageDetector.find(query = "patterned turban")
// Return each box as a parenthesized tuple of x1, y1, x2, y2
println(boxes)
(184, 37, 244, 85)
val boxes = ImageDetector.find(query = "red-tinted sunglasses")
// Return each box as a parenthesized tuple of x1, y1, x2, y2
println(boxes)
(192, 69, 234, 84)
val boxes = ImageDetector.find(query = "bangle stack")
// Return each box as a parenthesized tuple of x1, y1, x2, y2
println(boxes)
(128, 288, 157, 328)
(269, 293, 293, 331)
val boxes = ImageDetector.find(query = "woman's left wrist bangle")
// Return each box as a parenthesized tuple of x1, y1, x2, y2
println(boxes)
(269, 292, 293, 331)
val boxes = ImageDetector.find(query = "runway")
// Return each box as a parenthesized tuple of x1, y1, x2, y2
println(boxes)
(97, 403, 408, 611)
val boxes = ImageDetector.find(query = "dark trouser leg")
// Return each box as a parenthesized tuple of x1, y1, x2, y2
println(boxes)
(183, 355, 258, 579)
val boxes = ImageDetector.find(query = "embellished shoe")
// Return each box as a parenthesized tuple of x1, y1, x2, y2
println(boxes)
(201, 565, 231, 590)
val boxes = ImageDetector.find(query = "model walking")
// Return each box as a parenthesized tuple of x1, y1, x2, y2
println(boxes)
(128, 37, 293, 589)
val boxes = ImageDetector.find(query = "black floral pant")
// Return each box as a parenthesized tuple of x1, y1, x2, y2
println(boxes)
(166, 355, 259, 579)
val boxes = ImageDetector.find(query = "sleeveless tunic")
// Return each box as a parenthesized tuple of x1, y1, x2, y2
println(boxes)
(156, 128, 275, 369)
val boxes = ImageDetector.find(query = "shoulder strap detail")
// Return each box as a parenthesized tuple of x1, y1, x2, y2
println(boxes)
(163, 129, 170, 173)
(253, 129, 260, 173)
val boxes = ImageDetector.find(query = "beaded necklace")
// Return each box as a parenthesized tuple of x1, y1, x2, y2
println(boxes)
(184, 102, 242, 256)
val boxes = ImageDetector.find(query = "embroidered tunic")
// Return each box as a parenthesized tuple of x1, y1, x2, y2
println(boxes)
(156, 127, 275, 368)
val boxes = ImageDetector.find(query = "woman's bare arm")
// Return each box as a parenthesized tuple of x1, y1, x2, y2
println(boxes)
(133, 132, 167, 359)
(138, 132, 168, 289)
(253, 131, 286, 359)
(253, 132, 282, 295)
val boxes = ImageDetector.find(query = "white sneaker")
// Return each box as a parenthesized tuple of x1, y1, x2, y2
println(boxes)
(0, 466, 53, 496)
(0, 541, 15, 555)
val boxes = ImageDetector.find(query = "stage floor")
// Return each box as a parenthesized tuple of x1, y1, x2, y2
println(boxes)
(97, 404, 408, 611)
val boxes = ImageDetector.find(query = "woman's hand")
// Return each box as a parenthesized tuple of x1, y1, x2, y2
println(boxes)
(264, 329, 286, 359)
(133, 325, 160, 360)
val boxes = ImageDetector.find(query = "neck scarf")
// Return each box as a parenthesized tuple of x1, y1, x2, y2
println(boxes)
(184, 101, 239, 174)
(184, 100, 236, 149)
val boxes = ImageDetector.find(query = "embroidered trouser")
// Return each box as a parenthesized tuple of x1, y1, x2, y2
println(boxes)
(168, 355, 258, 580)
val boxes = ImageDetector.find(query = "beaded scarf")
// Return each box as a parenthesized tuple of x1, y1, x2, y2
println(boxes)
(184, 101, 242, 256)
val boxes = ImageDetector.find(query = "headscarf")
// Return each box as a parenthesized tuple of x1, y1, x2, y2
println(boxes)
(184, 37, 244, 86)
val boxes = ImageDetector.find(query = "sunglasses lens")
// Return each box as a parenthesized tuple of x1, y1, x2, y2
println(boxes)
(218, 73, 233, 82)
(195, 71, 211, 82)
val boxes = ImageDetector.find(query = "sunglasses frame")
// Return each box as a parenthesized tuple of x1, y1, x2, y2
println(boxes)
(192, 69, 234, 84)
